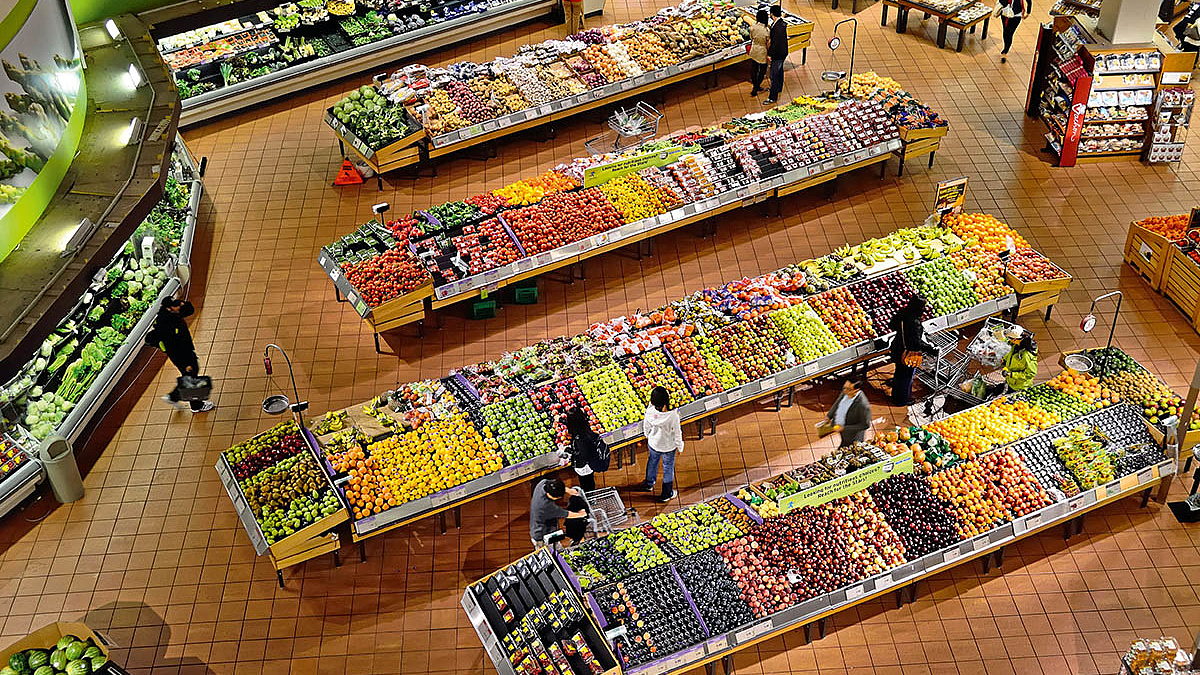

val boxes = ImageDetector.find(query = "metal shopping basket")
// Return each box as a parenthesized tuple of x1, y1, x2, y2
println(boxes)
(580, 486, 638, 537)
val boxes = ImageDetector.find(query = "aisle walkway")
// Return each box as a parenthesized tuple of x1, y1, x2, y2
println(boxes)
(1, 1, 1199, 674)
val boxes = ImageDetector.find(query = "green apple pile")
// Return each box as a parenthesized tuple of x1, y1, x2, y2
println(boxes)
(575, 365, 644, 431)
(691, 333, 746, 389)
(904, 258, 978, 316)
(647, 502, 743, 555)
(239, 452, 340, 543)
(770, 303, 842, 362)
(480, 394, 555, 463)
(610, 525, 670, 572)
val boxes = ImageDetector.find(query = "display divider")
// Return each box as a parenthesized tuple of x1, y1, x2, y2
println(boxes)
(669, 564, 711, 639)
(724, 493, 763, 525)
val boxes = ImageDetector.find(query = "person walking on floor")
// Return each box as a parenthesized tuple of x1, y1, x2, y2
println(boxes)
(826, 379, 871, 448)
(995, 0, 1030, 62)
(748, 9, 770, 97)
(529, 478, 587, 549)
(146, 297, 214, 413)
(562, 0, 584, 36)
(564, 407, 610, 492)
(634, 387, 683, 503)
(888, 297, 938, 406)
(764, 5, 788, 104)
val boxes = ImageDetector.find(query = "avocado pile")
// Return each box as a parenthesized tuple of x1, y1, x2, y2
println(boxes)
(3, 634, 106, 675)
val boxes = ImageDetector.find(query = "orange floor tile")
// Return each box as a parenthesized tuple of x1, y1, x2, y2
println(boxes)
(2, 1, 1200, 674)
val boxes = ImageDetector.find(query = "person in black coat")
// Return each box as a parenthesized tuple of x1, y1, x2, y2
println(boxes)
(145, 297, 213, 412)
(564, 407, 600, 491)
(888, 297, 937, 406)
(764, 5, 788, 104)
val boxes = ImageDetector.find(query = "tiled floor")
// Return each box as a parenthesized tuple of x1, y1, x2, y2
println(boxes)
(2, 1, 1200, 674)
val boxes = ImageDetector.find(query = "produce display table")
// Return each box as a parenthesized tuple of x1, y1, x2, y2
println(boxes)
(172, 0, 560, 126)
(214, 425, 349, 583)
(1160, 244, 1200, 333)
(881, 0, 991, 51)
(224, 211, 1044, 556)
(463, 369, 1177, 675)
(325, 12, 813, 176)
(321, 85, 951, 344)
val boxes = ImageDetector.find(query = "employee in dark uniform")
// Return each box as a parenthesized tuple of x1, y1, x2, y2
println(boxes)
(764, 5, 789, 104)
(146, 297, 213, 413)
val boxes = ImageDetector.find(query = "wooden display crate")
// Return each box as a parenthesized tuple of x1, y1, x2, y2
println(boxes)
(898, 125, 948, 142)
(1162, 245, 1200, 323)
(1004, 254, 1072, 294)
(269, 532, 340, 571)
(1, 622, 111, 664)
(1123, 221, 1172, 290)
(1016, 289, 1060, 317)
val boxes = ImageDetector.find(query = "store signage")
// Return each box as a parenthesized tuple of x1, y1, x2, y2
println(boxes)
(777, 450, 913, 512)
(932, 176, 968, 216)
(583, 145, 685, 187)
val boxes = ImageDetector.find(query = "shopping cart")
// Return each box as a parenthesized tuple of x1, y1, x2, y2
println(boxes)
(580, 486, 638, 538)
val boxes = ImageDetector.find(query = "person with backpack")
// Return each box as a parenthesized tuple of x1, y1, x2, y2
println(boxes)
(145, 297, 214, 413)
(635, 387, 684, 503)
(563, 407, 609, 492)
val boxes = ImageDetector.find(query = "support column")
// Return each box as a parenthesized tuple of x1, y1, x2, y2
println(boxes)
(1096, 0, 1159, 45)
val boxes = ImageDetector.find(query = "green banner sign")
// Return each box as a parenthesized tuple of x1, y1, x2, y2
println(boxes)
(583, 145, 685, 188)
(776, 449, 914, 513)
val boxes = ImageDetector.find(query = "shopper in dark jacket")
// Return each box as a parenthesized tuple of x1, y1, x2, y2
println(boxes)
(145, 297, 213, 412)
(888, 297, 937, 406)
(826, 379, 871, 447)
(564, 407, 601, 492)
(994, 0, 1030, 62)
(764, 5, 788, 104)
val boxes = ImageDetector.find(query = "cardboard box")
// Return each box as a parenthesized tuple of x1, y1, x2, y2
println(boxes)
(0, 622, 111, 666)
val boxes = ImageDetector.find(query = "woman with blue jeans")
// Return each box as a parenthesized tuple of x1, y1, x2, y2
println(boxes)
(635, 387, 684, 503)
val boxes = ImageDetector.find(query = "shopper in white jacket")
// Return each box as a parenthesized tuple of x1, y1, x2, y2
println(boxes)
(636, 387, 684, 502)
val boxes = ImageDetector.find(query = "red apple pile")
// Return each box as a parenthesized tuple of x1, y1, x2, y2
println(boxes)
(711, 319, 789, 381)
(664, 338, 725, 397)
(1008, 249, 1069, 283)
(342, 247, 430, 306)
(808, 287, 876, 347)
(715, 536, 796, 618)
(529, 378, 603, 445)
(848, 272, 929, 334)
(979, 448, 1053, 517)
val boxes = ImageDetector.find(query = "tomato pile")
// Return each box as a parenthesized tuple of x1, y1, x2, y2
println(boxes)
(342, 247, 428, 306)
(504, 188, 624, 254)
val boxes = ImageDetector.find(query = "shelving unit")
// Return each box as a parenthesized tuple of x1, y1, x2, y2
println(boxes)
(1147, 87, 1194, 163)
(1025, 15, 1195, 166)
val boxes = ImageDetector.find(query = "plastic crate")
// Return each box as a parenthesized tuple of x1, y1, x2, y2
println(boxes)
(512, 281, 538, 305)
(471, 299, 497, 320)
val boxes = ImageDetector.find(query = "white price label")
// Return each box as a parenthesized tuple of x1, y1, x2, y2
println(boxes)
(761, 377, 776, 389)
(707, 637, 728, 654)
(1159, 461, 1176, 477)
(329, 268, 341, 282)
(803, 362, 818, 376)
(704, 397, 722, 411)
(846, 584, 866, 600)
(973, 536, 989, 551)
(1137, 468, 1154, 483)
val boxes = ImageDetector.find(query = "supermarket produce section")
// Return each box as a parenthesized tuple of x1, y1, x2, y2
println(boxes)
(318, 73, 949, 334)
(462, 351, 1177, 675)
(322, 3, 813, 170)
(218, 211, 1088, 571)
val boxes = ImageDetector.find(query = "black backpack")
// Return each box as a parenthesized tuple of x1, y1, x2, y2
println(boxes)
(587, 434, 611, 473)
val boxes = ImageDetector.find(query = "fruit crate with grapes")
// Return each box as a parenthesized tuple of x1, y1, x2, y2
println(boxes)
(1123, 220, 1173, 290)
(216, 423, 350, 561)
